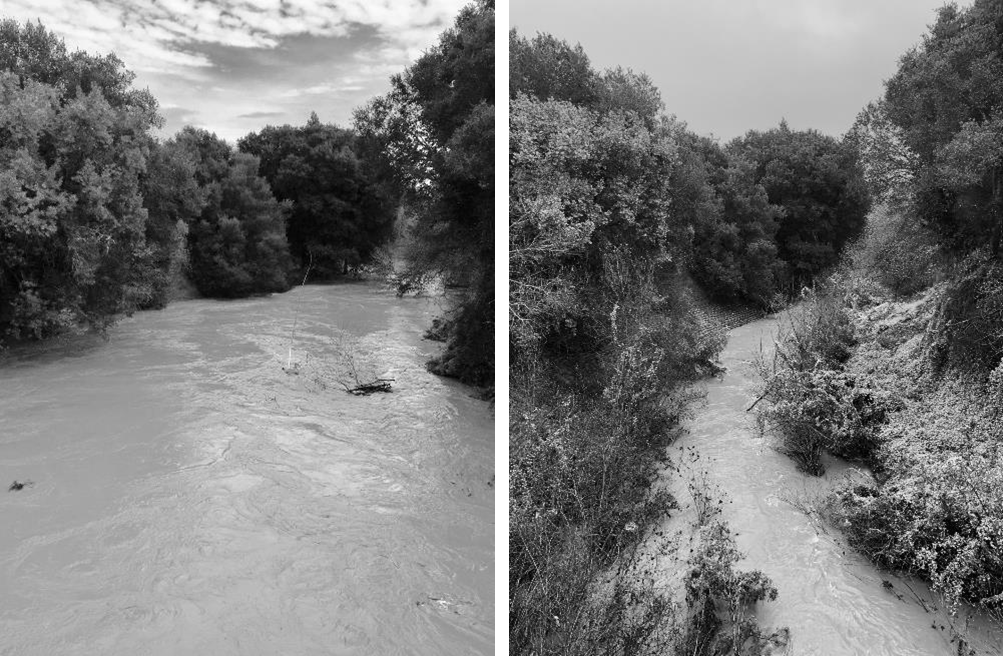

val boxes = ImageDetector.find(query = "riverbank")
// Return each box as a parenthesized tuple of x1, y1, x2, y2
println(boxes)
(655, 308, 1003, 654)
(752, 273, 1003, 652)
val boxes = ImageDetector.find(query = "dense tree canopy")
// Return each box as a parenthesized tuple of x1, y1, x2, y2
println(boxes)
(728, 124, 870, 285)
(677, 133, 783, 305)
(173, 127, 292, 298)
(355, 0, 494, 387)
(238, 114, 395, 278)
(138, 139, 203, 308)
(879, 0, 1003, 254)
(0, 20, 161, 340)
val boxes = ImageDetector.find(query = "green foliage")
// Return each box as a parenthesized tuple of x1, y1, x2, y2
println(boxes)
(847, 204, 941, 297)
(879, 0, 1003, 254)
(509, 330, 691, 653)
(847, 101, 920, 205)
(0, 20, 161, 341)
(931, 250, 1003, 370)
(138, 140, 205, 308)
(829, 378, 1003, 616)
(683, 521, 779, 656)
(510, 31, 597, 106)
(673, 132, 784, 306)
(754, 287, 895, 474)
(509, 95, 677, 353)
(174, 127, 292, 298)
(728, 123, 871, 286)
(355, 0, 493, 387)
(238, 114, 395, 278)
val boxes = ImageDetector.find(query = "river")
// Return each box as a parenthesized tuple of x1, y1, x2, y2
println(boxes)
(0, 283, 494, 655)
(665, 313, 1003, 655)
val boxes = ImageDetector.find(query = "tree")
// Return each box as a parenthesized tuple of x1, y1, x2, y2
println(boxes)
(728, 123, 870, 285)
(880, 0, 1003, 253)
(666, 129, 783, 306)
(174, 127, 292, 298)
(238, 114, 395, 278)
(0, 20, 161, 341)
(509, 30, 597, 106)
(138, 140, 205, 308)
(355, 0, 494, 387)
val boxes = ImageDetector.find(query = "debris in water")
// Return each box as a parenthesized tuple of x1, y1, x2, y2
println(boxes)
(342, 378, 394, 396)
(8, 480, 33, 492)
(415, 595, 472, 615)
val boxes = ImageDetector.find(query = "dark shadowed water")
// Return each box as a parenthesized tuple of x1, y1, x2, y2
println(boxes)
(663, 314, 1002, 655)
(0, 283, 493, 655)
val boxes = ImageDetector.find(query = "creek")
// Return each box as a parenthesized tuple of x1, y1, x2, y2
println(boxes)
(0, 282, 493, 655)
(665, 313, 1002, 655)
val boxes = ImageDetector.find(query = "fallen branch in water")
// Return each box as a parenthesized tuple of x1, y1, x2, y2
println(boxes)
(341, 378, 395, 395)
(746, 391, 767, 412)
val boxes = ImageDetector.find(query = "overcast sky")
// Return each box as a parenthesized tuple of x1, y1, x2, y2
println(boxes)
(511, 0, 971, 141)
(2, 0, 469, 143)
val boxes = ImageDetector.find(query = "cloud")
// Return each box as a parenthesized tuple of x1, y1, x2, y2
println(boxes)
(236, 110, 286, 119)
(160, 104, 200, 125)
(3, 0, 468, 78)
(2, 0, 475, 142)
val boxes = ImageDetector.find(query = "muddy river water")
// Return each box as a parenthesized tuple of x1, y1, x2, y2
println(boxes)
(0, 283, 493, 655)
(665, 314, 1003, 655)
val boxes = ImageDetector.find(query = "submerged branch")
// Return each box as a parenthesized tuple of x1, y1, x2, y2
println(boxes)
(341, 378, 395, 396)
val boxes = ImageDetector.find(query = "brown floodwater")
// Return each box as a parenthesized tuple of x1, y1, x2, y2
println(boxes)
(0, 283, 493, 655)
(660, 313, 1003, 655)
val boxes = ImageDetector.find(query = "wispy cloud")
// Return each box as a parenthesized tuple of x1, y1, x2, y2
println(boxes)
(3, 0, 470, 140)
(236, 110, 286, 119)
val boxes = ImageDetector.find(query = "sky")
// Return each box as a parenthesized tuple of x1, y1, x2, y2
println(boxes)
(511, 0, 973, 142)
(2, 0, 471, 143)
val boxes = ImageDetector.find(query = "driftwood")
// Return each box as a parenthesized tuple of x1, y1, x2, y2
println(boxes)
(342, 378, 395, 396)
(746, 391, 767, 412)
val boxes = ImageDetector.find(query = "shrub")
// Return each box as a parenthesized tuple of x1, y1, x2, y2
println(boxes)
(848, 204, 941, 297)
(509, 385, 680, 653)
(509, 265, 719, 651)
(931, 250, 1003, 371)
(754, 286, 894, 473)
(827, 380, 1003, 615)
(682, 521, 780, 656)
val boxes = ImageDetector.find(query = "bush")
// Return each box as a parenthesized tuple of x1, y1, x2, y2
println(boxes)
(931, 250, 1003, 371)
(509, 386, 680, 653)
(755, 286, 895, 473)
(827, 379, 1003, 616)
(848, 204, 941, 297)
(509, 265, 720, 651)
(682, 521, 781, 656)
(425, 275, 494, 388)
